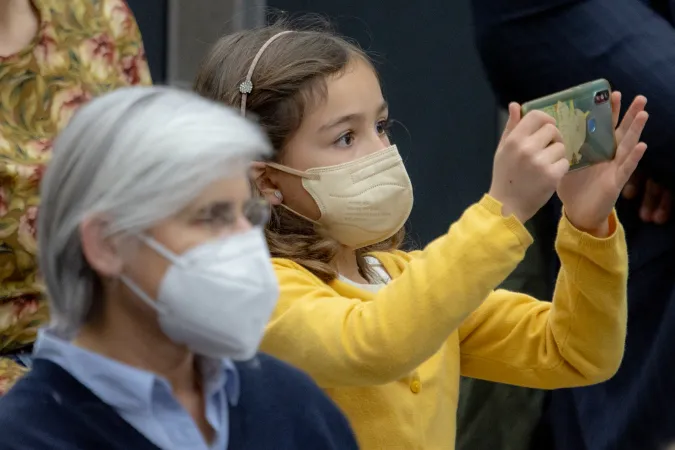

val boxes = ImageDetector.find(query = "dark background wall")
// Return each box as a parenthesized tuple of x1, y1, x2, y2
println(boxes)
(127, 0, 499, 246)
(126, 0, 167, 83)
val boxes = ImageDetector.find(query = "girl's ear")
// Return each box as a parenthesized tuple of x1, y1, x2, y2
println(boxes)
(251, 161, 283, 205)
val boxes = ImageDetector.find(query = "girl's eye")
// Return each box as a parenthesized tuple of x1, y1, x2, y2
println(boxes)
(335, 131, 355, 148)
(377, 119, 392, 136)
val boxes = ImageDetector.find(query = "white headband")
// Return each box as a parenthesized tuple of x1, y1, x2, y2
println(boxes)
(239, 31, 294, 116)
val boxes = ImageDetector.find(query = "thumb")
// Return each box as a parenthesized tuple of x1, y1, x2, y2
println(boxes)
(499, 102, 522, 148)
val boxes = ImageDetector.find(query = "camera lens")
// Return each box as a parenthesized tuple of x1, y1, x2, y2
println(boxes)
(594, 90, 610, 105)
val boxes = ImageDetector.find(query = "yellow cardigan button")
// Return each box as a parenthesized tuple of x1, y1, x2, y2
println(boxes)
(410, 380, 421, 394)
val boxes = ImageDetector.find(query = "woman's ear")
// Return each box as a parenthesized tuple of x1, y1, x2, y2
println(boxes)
(80, 216, 124, 278)
(251, 161, 283, 205)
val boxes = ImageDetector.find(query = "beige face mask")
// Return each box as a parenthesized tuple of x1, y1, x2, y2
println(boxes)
(267, 145, 414, 249)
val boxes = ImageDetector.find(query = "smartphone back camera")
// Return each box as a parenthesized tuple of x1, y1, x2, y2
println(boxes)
(594, 89, 610, 105)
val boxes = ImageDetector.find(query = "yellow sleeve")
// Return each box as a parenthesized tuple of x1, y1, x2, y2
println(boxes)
(458, 211, 627, 388)
(261, 195, 533, 387)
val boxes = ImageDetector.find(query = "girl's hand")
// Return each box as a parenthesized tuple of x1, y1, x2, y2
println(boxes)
(489, 102, 569, 223)
(557, 92, 648, 236)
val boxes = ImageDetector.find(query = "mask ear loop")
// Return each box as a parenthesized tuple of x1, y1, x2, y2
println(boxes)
(265, 162, 320, 180)
(239, 30, 294, 117)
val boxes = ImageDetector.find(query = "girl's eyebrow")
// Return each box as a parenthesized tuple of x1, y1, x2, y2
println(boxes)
(319, 101, 389, 132)
(319, 113, 360, 132)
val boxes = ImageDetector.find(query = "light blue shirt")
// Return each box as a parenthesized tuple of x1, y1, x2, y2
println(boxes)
(34, 330, 240, 450)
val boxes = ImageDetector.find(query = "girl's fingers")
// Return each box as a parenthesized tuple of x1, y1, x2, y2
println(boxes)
(498, 102, 522, 148)
(618, 143, 648, 188)
(615, 111, 648, 165)
(616, 96, 647, 143)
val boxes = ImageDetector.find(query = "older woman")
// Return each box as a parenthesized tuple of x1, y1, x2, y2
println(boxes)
(0, 87, 358, 450)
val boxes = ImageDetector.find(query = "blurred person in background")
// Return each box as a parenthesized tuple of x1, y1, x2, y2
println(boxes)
(0, 0, 151, 394)
(0, 86, 359, 450)
(466, 0, 675, 449)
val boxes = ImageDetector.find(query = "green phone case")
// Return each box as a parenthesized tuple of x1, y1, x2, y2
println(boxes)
(521, 79, 616, 172)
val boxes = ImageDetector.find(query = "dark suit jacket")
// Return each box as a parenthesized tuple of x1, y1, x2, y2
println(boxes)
(471, 0, 675, 448)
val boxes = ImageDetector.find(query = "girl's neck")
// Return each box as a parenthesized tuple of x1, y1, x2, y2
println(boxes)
(334, 247, 369, 284)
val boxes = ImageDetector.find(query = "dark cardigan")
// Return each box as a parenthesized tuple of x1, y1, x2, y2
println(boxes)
(0, 354, 359, 449)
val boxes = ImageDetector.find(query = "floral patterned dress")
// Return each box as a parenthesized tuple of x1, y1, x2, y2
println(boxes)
(0, 0, 151, 396)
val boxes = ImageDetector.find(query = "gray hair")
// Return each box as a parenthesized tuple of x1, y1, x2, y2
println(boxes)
(38, 86, 271, 335)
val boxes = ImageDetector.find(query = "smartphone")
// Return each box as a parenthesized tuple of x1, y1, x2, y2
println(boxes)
(521, 79, 616, 172)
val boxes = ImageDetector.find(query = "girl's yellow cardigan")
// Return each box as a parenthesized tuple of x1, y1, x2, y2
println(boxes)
(261, 195, 627, 449)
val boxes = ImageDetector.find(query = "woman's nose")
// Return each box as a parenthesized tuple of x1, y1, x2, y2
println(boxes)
(220, 215, 252, 238)
(238, 215, 253, 232)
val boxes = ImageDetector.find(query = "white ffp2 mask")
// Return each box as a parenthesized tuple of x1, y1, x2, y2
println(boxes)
(121, 228, 279, 360)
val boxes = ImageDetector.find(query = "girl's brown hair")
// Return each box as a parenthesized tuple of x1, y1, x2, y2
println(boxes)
(194, 17, 404, 283)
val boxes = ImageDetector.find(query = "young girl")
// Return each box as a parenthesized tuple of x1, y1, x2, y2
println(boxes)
(194, 21, 648, 449)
